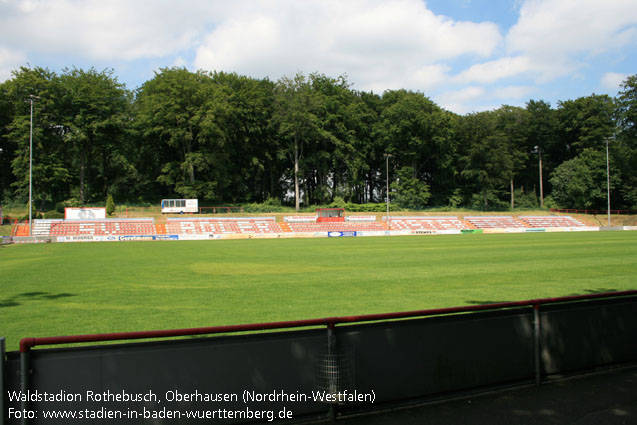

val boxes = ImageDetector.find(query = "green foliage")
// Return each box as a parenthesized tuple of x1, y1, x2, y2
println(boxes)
(106, 194, 116, 216)
(1, 66, 636, 211)
(391, 166, 431, 210)
(55, 198, 82, 213)
(513, 187, 539, 209)
(43, 210, 64, 219)
(447, 188, 464, 208)
(557, 94, 616, 155)
(469, 190, 509, 211)
(347, 203, 400, 212)
(542, 195, 559, 210)
(615, 75, 637, 208)
(549, 149, 619, 209)
(243, 197, 286, 213)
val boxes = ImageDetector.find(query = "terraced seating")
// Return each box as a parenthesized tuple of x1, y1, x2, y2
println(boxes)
(166, 219, 238, 235)
(519, 216, 585, 228)
(38, 219, 156, 236)
(32, 219, 56, 236)
(385, 216, 469, 231)
(287, 222, 386, 232)
(166, 217, 283, 234)
(464, 216, 527, 229)
(283, 216, 316, 223)
(345, 215, 377, 222)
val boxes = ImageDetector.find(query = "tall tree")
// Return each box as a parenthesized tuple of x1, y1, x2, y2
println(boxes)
(0, 79, 14, 199)
(557, 94, 616, 156)
(272, 73, 323, 211)
(59, 67, 130, 203)
(524, 100, 559, 203)
(615, 75, 637, 208)
(376, 90, 455, 207)
(210, 72, 279, 202)
(549, 148, 620, 209)
(458, 111, 516, 209)
(491, 106, 530, 208)
(3, 67, 72, 209)
(134, 68, 225, 200)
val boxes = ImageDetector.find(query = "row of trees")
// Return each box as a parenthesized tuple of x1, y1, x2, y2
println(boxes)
(1, 66, 636, 211)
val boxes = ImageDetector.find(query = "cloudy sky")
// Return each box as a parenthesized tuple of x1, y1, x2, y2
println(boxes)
(1, 0, 635, 114)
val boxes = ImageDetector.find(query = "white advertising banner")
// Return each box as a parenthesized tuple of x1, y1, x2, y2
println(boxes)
(65, 207, 107, 220)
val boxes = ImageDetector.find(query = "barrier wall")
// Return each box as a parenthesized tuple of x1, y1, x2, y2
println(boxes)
(3, 292, 637, 424)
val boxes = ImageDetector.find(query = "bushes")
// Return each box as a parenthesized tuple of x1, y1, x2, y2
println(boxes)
(106, 194, 116, 216)
(242, 197, 286, 213)
(43, 211, 65, 219)
(324, 197, 399, 212)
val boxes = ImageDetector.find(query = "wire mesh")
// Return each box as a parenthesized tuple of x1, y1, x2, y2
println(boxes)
(313, 350, 355, 404)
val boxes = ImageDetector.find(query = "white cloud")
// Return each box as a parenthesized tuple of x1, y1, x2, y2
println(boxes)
(193, 0, 502, 90)
(0, 46, 26, 82)
(506, 0, 637, 81)
(2, 0, 634, 113)
(171, 57, 189, 68)
(601, 72, 628, 91)
(436, 86, 487, 114)
(454, 56, 532, 84)
(0, 0, 216, 61)
(0, 0, 503, 94)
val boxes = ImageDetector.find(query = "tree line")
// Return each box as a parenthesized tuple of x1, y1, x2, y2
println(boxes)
(1, 66, 635, 212)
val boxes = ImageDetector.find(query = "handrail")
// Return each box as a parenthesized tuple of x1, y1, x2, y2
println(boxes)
(550, 208, 637, 215)
(198, 206, 244, 214)
(19, 290, 637, 352)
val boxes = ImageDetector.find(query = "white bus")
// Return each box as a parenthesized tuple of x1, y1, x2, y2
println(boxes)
(161, 199, 198, 214)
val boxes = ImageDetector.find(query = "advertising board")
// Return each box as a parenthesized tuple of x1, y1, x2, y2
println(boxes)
(65, 208, 106, 220)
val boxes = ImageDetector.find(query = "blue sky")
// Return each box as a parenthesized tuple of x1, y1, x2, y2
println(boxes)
(1, 0, 635, 114)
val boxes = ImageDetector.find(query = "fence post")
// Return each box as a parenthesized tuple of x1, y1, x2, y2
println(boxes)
(327, 322, 336, 421)
(1, 337, 5, 425)
(20, 350, 29, 425)
(533, 303, 542, 386)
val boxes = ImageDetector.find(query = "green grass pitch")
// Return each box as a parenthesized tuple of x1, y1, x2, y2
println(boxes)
(1, 231, 636, 352)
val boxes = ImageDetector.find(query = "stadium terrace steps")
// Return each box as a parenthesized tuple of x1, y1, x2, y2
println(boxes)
(14, 224, 30, 236)
(287, 222, 386, 232)
(33, 218, 157, 236)
(278, 222, 293, 232)
(166, 217, 283, 235)
(464, 216, 528, 229)
(384, 216, 470, 232)
(519, 215, 585, 227)
(24, 215, 589, 238)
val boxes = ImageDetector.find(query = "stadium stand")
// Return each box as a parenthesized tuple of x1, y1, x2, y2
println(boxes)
(283, 216, 316, 223)
(165, 217, 283, 235)
(519, 215, 586, 228)
(287, 221, 386, 232)
(33, 218, 156, 236)
(345, 215, 377, 222)
(384, 216, 470, 232)
(21, 214, 589, 239)
(464, 216, 527, 229)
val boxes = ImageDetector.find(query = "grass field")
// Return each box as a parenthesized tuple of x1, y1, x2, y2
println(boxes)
(1, 231, 636, 352)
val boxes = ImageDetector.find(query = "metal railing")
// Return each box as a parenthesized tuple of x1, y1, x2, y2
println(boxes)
(13, 289, 637, 425)
(20, 290, 637, 352)
(198, 206, 244, 214)
(550, 208, 637, 215)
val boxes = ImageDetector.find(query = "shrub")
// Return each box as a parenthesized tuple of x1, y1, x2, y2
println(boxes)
(43, 211, 65, 219)
(106, 194, 116, 216)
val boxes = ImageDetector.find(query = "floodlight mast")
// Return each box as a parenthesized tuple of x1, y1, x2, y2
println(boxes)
(384, 153, 392, 231)
(27, 95, 40, 237)
(605, 137, 612, 227)
(534, 146, 543, 208)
